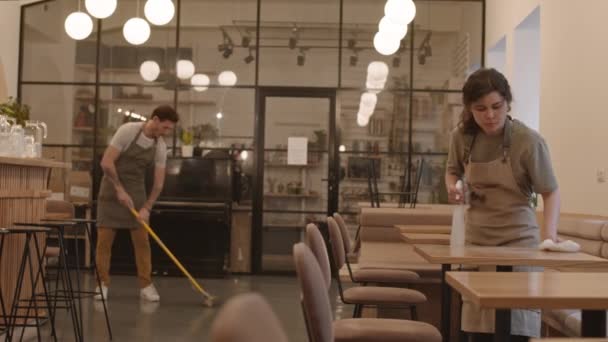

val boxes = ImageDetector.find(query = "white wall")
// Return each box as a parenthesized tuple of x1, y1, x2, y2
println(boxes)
(486, 0, 608, 216)
(0, 0, 22, 100)
(512, 6, 539, 130)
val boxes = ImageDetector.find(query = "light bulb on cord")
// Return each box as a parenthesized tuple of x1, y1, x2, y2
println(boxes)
(373, 31, 400, 56)
(357, 113, 370, 127)
(240, 150, 248, 160)
(216, 112, 223, 119)
(378, 16, 408, 40)
(191, 73, 210, 92)
(339, 145, 346, 152)
(85, 0, 117, 19)
(139, 61, 160, 82)
(176, 60, 195, 80)
(65, 11, 93, 40)
(123, 17, 150, 45)
(218, 71, 237, 86)
(144, 0, 175, 25)
(384, 0, 417, 26)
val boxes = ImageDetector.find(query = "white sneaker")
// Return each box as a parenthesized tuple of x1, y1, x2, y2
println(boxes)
(140, 284, 160, 302)
(94, 284, 108, 301)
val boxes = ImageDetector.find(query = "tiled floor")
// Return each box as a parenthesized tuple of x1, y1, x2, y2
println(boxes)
(12, 273, 349, 342)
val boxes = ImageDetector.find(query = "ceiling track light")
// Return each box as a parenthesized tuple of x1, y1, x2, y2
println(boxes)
(297, 48, 306, 66)
(289, 25, 299, 49)
(244, 47, 255, 64)
(349, 52, 358, 67)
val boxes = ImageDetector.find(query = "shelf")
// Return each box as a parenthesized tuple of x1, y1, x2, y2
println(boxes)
(264, 193, 319, 199)
(73, 126, 93, 132)
(264, 163, 320, 168)
(263, 224, 306, 230)
(75, 96, 215, 106)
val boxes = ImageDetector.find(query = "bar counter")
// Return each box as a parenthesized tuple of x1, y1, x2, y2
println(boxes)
(0, 156, 70, 324)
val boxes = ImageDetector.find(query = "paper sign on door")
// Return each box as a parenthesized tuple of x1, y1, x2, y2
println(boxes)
(287, 137, 308, 165)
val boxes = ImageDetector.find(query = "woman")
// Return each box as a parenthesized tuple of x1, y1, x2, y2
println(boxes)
(445, 68, 560, 341)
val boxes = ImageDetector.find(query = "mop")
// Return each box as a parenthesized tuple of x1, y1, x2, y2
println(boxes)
(130, 208, 217, 307)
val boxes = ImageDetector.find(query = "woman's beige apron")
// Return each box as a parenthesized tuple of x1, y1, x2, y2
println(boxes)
(97, 128, 157, 229)
(462, 119, 541, 337)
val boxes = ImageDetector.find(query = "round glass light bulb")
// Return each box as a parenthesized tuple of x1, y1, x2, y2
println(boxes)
(373, 31, 400, 56)
(64, 11, 94, 40)
(123, 17, 151, 45)
(339, 145, 346, 152)
(85, 0, 117, 19)
(191, 73, 210, 92)
(176, 60, 195, 80)
(144, 0, 175, 26)
(384, 0, 417, 26)
(139, 61, 160, 82)
(216, 112, 223, 119)
(378, 16, 408, 40)
(218, 71, 237, 86)
(367, 61, 389, 81)
(357, 114, 370, 127)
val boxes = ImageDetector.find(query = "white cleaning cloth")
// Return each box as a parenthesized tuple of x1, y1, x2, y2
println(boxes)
(538, 239, 581, 252)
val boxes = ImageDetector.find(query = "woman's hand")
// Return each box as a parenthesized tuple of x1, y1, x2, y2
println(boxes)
(116, 186, 134, 209)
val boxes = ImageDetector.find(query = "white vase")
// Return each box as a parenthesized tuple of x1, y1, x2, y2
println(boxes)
(181, 144, 193, 157)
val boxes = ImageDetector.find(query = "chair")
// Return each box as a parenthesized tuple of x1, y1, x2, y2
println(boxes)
(210, 293, 288, 342)
(332, 213, 422, 285)
(293, 242, 442, 342)
(305, 223, 426, 320)
(42, 201, 112, 340)
(368, 158, 425, 208)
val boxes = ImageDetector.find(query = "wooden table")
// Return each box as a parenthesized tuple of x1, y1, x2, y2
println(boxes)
(0, 156, 69, 326)
(530, 339, 608, 341)
(414, 244, 608, 342)
(447, 272, 608, 341)
(395, 224, 452, 234)
(400, 233, 450, 245)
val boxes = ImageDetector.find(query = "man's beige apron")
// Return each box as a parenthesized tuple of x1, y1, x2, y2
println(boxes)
(462, 119, 540, 337)
(97, 128, 157, 229)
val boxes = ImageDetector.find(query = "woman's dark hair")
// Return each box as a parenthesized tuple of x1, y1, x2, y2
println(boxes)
(459, 68, 512, 134)
(151, 105, 179, 123)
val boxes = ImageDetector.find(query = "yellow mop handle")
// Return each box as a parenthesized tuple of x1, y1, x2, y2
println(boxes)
(130, 208, 214, 300)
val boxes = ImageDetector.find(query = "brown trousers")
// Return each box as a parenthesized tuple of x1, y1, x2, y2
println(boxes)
(96, 226, 152, 288)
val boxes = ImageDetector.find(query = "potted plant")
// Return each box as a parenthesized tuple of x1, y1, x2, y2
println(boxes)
(0, 97, 30, 125)
(180, 128, 194, 157)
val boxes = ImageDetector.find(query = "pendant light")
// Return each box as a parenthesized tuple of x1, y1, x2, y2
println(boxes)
(144, 0, 175, 26)
(123, 0, 151, 45)
(85, 0, 117, 19)
(65, 0, 93, 40)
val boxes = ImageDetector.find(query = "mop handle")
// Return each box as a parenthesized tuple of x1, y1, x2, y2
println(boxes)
(130, 208, 212, 298)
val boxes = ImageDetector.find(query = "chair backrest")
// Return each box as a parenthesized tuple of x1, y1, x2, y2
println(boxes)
(332, 213, 352, 253)
(304, 223, 331, 290)
(293, 243, 334, 342)
(326, 217, 346, 270)
(210, 292, 289, 342)
(45, 200, 75, 219)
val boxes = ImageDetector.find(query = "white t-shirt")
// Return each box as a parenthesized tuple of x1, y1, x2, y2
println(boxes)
(109, 122, 168, 167)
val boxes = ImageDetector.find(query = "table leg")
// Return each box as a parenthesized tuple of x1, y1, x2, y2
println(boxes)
(441, 263, 451, 342)
(493, 265, 513, 342)
(582, 310, 606, 337)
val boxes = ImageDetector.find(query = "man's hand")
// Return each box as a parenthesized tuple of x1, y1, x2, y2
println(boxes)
(447, 183, 465, 204)
(138, 207, 150, 223)
(116, 186, 134, 209)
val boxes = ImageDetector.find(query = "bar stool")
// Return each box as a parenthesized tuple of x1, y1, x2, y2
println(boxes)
(14, 221, 83, 342)
(42, 218, 112, 340)
(0, 226, 57, 342)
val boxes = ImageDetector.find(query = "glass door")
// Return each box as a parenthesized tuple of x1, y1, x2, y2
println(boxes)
(252, 87, 338, 273)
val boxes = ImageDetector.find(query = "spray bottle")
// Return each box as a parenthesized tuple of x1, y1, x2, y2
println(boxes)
(450, 180, 466, 247)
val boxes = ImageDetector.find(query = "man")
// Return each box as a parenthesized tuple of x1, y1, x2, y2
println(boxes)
(95, 105, 178, 302)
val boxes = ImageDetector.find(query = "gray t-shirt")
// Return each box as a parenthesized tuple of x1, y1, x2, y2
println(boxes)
(446, 119, 558, 196)
(109, 122, 167, 167)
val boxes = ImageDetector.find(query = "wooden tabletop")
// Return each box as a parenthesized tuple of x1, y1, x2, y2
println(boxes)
(446, 271, 608, 310)
(395, 224, 451, 234)
(530, 339, 608, 341)
(401, 233, 450, 245)
(0, 156, 70, 169)
(414, 244, 608, 268)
